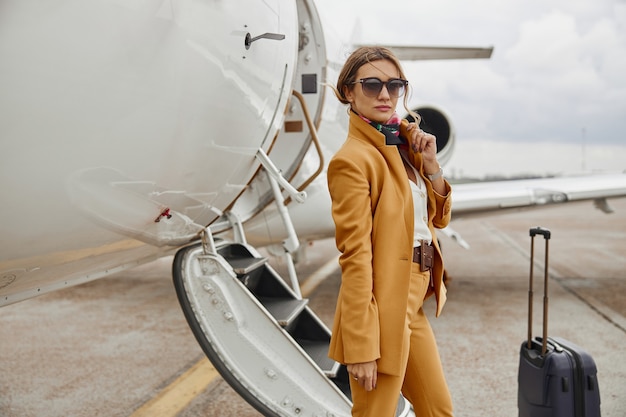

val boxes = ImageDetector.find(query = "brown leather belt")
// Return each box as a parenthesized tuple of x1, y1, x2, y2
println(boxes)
(413, 241, 434, 272)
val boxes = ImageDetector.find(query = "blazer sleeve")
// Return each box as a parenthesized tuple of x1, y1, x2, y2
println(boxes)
(430, 179, 452, 229)
(327, 154, 381, 364)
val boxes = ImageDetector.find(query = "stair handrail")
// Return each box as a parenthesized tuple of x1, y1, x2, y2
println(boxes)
(201, 226, 217, 256)
(265, 170, 303, 299)
(256, 148, 307, 204)
(289, 90, 324, 196)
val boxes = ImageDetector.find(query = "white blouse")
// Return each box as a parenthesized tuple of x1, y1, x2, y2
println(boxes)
(404, 156, 432, 247)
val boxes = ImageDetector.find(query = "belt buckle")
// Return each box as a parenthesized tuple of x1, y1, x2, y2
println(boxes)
(419, 240, 433, 272)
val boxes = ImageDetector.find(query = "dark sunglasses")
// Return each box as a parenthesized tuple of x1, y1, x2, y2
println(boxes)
(351, 77, 408, 98)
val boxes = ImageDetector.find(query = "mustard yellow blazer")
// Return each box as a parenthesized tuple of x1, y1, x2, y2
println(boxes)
(327, 111, 452, 376)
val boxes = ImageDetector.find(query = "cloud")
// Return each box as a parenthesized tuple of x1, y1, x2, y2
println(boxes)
(500, 8, 626, 144)
(314, 0, 626, 150)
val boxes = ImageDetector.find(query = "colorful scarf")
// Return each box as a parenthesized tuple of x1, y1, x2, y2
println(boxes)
(358, 111, 405, 146)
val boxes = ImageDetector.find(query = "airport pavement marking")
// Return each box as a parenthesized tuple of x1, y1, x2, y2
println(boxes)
(130, 358, 219, 417)
(130, 256, 340, 417)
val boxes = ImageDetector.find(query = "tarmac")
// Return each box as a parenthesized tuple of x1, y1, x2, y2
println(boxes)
(1, 198, 625, 417)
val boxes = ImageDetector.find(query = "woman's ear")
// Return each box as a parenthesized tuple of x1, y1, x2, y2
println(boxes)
(343, 85, 353, 103)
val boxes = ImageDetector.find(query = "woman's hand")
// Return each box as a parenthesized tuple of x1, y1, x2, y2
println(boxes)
(347, 361, 377, 391)
(406, 122, 446, 193)
(406, 123, 438, 166)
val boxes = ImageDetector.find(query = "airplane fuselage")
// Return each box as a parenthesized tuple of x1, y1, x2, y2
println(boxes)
(1, 0, 303, 305)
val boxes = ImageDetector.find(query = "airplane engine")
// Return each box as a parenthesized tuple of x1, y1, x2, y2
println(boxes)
(406, 105, 456, 166)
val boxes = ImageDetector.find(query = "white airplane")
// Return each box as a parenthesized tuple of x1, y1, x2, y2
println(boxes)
(2, 0, 625, 416)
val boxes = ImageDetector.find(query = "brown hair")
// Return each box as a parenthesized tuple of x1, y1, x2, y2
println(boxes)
(334, 46, 420, 124)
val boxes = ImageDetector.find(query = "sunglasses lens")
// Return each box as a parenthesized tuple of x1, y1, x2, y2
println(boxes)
(361, 79, 384, 96)
(387, 80, 406, 97)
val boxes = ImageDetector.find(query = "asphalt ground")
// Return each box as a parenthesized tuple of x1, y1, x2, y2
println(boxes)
(1, 198, 625, 416)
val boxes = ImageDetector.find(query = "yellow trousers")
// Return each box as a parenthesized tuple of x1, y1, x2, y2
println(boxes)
(349, 263, 454, 417)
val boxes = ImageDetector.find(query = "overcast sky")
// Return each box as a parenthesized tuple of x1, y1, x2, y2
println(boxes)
(313, 0, 626, 177)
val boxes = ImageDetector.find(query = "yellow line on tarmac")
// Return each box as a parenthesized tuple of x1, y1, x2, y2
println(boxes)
(130, 258, 339, 417)
(130, 359, 218, 417)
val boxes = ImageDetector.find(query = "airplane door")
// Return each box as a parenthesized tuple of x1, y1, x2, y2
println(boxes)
(155, 0, 300, 222)
(200, 0, 298, 148)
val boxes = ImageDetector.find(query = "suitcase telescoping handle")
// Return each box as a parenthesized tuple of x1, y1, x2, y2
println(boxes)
(528, 227, 551, 355)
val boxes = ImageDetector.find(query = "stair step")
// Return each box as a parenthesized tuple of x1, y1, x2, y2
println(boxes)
(298, 339, 340, 378)
(227, 256, 268, 275)
(260, 298, 308, 326)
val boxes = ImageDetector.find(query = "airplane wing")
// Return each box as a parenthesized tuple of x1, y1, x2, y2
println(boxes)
(436, 171, 626, 248)
(451, 172, 626, 218)
(354, 44, 494, 60)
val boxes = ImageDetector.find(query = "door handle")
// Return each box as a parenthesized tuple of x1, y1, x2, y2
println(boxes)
(244, 32, 285, 50)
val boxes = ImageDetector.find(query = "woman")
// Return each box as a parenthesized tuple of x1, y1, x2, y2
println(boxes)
(327, 46, 454, 416)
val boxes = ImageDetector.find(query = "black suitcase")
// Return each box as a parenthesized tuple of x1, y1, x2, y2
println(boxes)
(518, 227, 602, 417)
